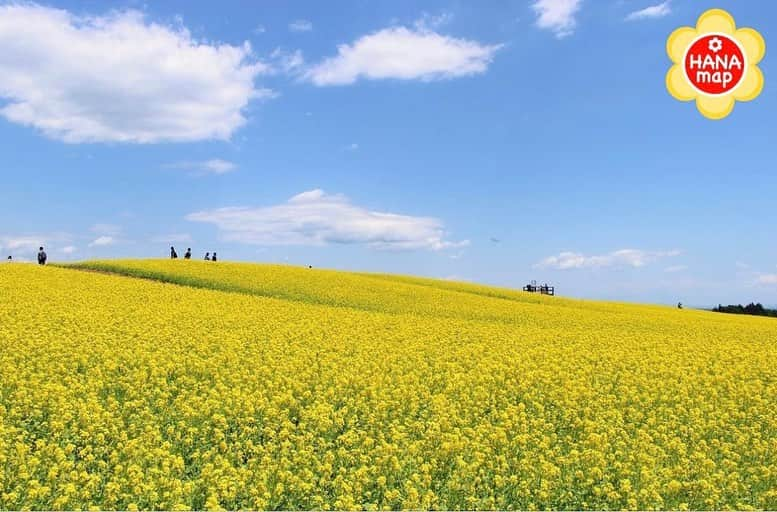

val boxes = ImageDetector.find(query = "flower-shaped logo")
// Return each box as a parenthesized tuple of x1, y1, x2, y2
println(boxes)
(666, 9, 765, 120)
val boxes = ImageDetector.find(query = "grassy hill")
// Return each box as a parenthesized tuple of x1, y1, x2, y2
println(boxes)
(1, 260, 775, 510)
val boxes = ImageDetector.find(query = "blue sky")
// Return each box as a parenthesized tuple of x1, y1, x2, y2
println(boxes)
(0, 0, 774, 306)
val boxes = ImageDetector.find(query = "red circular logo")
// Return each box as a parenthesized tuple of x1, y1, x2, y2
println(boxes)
(684, 34, 745, 95)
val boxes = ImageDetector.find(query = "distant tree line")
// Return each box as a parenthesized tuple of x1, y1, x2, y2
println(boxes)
(712, 303, 777, 318)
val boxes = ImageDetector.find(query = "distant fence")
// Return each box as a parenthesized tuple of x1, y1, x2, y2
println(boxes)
(523, 284, 555, 296)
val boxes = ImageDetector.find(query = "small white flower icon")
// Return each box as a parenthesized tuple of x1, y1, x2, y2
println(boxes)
(708, 36, 723, 53)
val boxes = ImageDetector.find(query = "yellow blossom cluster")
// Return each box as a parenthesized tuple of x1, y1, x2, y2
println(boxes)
(1, 261, 775, 510)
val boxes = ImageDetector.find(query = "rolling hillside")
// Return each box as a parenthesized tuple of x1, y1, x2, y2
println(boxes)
(1, 261, 775, 510)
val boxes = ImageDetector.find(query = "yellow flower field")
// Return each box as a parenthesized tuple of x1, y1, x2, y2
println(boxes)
(0, 261, 775, 510)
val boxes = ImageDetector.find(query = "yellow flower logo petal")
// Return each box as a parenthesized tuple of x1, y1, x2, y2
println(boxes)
(666, 9, 765, 120)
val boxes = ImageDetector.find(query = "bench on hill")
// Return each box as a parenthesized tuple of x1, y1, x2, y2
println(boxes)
(523, 283, 555, 296)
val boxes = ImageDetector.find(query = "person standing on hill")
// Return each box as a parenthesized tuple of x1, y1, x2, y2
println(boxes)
(37, 247, 47, 265)
(170, 246, 178, 259)
(211, 252, 217, 262)
(184, 248, 192, 259)
(204, 252, 210, 261)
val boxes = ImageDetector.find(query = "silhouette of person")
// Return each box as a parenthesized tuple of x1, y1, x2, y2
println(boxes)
(184, 248, 192, 259)
(677, 302, 683, 309)
(211, 252, 217, 262)
(7, 255, 11, 261)
(170, 246, 178, 259)
(204, 252, 210, 261)
(37, 247, 47, 265)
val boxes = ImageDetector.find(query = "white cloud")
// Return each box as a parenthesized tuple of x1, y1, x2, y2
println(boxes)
(202, 160, 236, 174)
(756, 274, 777, 285)
(269, 48, 305, 74)
(625, 2, 671, 21)
(186, 189, 468, 251)
(61, 245, 77, 254)
(531, 0, 583, 38)
(664, 264, 687, 273)
(0, 4, 270, 143)
(535, 249, 681, 270)
(305, 23, 501, 86)
(1, 236, 46, 251)
(167, 159, 237, 175)
(88, 236, 115, 247)
(0, 233, 71, 253)
(289, 20, 313, 32)
(254, 25, 266, 34)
